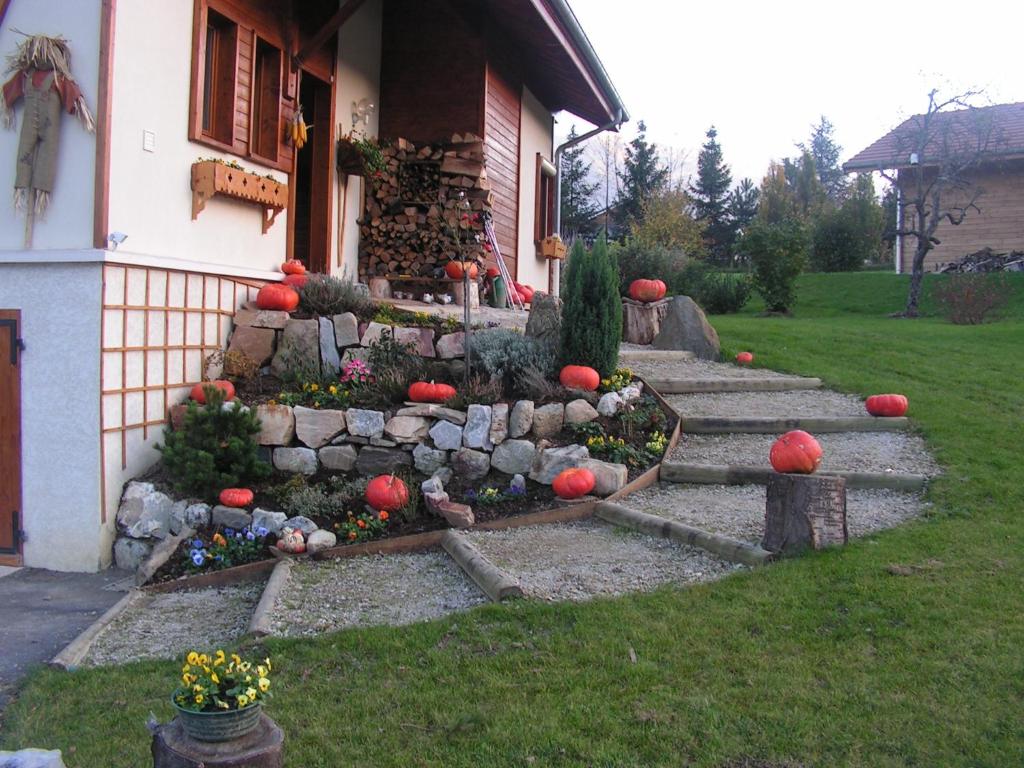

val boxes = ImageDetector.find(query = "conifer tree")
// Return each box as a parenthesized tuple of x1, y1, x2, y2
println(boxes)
(559, 125, 601, 240)
(728, 178, 760, 234)
(616, 120, 668, 232)
(559, 237, 621, 377)
(797, 116, 847, 201)
(689, 126, 735, 264)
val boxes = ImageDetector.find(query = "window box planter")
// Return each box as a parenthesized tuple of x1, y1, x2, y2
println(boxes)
(336, 138, 367, 177)
(191, 160, 288, 234)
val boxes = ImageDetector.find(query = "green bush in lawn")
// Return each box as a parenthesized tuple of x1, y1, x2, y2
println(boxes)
(559, 237, 621, 377)
(699, 271, 752, 313)
(740, 219, 809, 313)
(810, 206, 867, 272)
(157, 387, 270, 500)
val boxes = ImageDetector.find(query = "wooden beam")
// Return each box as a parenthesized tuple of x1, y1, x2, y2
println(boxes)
(93, 0, 117, 249)
(293, 0, 366, 67)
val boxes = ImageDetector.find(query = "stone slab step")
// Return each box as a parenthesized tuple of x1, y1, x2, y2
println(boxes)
(679, 416, 910, 434)
(619, 349, 696, 363)
(660, 462, 929, 491)
(646, 377, 823, 394)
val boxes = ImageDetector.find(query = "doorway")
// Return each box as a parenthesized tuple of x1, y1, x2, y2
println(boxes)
(290, 71, 333, 274)
(0, 310, 22, 565)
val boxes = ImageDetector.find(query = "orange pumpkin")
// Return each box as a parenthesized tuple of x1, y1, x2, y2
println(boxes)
(445, 261, 479, 280)
(552, 467, 596, 499)
(769, 430, 823, 474)
(628, 279, 667, 303)
(190, 379, 236, 403)
(366, 474, 409, 512)
(865, 394, 908, 417)
(408, 380, 457, 403)
(559, 365, 600, 391)
(281, 259, 306, 275)
(736, 351, 754, 364)
(486, 266, 501, 278)
(256, 283, 299, 312)
(513, 282, 535, 303)
(282, 273, 308, 289)
(218, 488, 254, 508)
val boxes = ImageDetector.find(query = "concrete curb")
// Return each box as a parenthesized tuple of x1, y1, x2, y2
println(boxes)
(660, 462, 929, 491)
(50, 589, 148, 670)
(441, 530, 523, 602)
(678, 416, 910, 434)
(648, 377, 823, 394)
(594, 501, 773, 567)
(247, 559, 293, 637)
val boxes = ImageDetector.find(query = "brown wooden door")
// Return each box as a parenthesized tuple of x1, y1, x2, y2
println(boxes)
(0, 310, 22, 565)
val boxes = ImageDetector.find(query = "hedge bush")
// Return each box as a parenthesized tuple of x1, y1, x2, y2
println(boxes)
(740, 220, 809, 313)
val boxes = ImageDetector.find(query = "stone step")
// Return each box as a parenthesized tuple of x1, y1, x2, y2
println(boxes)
(667, 390, 867, 419)
(618, 349, 696, 363)
(646, 376, 823, 394)
(660, 462, 929, 491)
(679, 416, 910, 434)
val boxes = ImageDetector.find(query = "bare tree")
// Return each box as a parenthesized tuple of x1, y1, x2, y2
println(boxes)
(586, 133, 623, 237)
(881, 89, 1003, 317)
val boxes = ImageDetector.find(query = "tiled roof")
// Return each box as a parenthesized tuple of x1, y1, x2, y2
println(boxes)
(843, 101, 1024, 171)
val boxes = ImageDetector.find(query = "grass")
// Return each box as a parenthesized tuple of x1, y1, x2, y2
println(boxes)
(3, 273, 1024, 766)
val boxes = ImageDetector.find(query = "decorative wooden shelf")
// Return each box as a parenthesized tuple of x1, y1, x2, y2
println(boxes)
(191, 160, 288, 234)
(541, 235, 567, 260)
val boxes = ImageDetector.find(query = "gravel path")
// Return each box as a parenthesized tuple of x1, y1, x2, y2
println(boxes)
(624, 355, 797, 382)
(269, 553, 488, 637)
(86, 583, 263, 667)
(670, 431, 941, 475)
(463, 519, 743, 602)
(628, 482, 929, 544)
(668, 390, 867, 419)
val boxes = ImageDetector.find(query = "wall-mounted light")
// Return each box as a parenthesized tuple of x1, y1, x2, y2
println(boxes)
(107, 231, 127, 250)
(909, 152, 920, 165)
(351, 98, 375, 131)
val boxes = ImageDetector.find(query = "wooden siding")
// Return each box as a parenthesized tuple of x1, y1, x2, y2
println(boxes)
(484, 61, 521, 277)
(899, 160, 1024, 271)
(379, 0, 486, 144)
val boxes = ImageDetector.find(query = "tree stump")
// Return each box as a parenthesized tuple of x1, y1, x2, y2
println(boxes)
(762, 473, 848, 554)
(152, 714, 284, 768)
(621, 297, 670, 344)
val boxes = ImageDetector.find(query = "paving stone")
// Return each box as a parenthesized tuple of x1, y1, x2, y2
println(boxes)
(294, 406, 346, 449)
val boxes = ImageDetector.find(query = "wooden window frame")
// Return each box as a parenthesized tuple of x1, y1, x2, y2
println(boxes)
(250, 36, 283, 167)
(534, 153, 556, 246)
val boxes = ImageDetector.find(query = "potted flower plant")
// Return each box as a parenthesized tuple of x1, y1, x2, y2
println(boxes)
(337, 133, 386, 177)
(172, 649, 272, 742)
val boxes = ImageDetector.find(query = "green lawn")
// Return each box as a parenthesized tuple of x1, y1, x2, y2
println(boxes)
(4, 273, 1023, 767)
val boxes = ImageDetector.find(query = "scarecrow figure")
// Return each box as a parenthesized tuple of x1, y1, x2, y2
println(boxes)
(2, 32, 95, 246)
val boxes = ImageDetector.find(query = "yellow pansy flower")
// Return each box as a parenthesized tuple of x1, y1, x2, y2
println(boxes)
(211, 672, 219, 684)
(264, 658, 272, 672)
(237, 694, 249, 707)
(194, 694, 204, 705)
(187, 652, 199, 665)
(246, 687, 257, 699)
(310, 383, 319, 392)
(198, 653, 209, 665)
(258, 677, 270, 693)
(214, 650, 226, 666)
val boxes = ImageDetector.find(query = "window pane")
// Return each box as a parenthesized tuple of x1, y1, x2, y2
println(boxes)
(202, 23, 216, 132)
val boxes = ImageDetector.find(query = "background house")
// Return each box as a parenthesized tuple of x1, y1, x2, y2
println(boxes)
(845, 101, 1024, 273)
(0, 0, 625, 571)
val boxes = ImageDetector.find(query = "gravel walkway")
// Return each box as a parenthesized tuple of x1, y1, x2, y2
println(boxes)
(269, 553, 488, 637)
(625, 355, 797, 382)
(463, 519, 743, 602)
(670, 431, 941, 475)
(628, 482, 929, 544)
(86, 583, 264, 667)
(668, 390, 867, 419)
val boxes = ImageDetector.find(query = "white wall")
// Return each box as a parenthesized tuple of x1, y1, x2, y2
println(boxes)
(106, 0, 287, 277)
(0, 263, 104, 572)
(0, 1, 100, 252)
(517, 86, 554, 292)
(332, 0, 382, 280)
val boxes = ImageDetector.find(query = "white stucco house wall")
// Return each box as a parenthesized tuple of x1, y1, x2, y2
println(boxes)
(0, 0, 625, 572)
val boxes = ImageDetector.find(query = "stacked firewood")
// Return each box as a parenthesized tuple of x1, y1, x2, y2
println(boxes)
(938, 247, 1024, 273)
(359, 134, 493, 281)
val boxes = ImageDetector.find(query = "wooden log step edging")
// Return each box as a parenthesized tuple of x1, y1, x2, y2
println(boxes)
(441, 530, 524, 602)
(648, 377, 822, 394)
(678, 416, 910, 434)
(247, 559, 293, 637)
(50, 589, 148, 669)
(594, 501, 773, 567)
(660, 462, 929, 491)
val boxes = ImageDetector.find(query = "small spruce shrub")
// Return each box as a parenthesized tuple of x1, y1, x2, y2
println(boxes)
(157, 387, 270, 500)
(698, 272, 752, 314)
(559, 237, 622, 377)
(932, 273, 1012, 324)
(299, 274, 375, 318)
(740, 220, 809, 313)
(469, 329, 555, 398)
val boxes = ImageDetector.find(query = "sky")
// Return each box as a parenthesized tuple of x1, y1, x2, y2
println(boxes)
(559, 0, 1024, 188)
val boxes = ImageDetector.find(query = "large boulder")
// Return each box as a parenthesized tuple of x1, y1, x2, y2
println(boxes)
(271, 319, 320, 378)
(117, 483, 173, 539)
(525, 292, 562, 345)
(114, 537, 152, 571)
(652, 295, 721, 360)
(490, 439, 538, 475)
(530, 444, 589, 484)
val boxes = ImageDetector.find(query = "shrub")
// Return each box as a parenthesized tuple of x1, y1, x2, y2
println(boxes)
(932, 273, 1012, 324)
(349, 330, 428, 408)
(559, 237, 622, 377)
(698, 272, 752, 314)
(157, 388, 270, 500)
(810, 207, 866, 272)
(740, 220, 809, 313)
(469, 329, 555, 397)
(442, 375, 503, 409)
(298, 274, 374, 318)
(612, 240, 684, 297)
